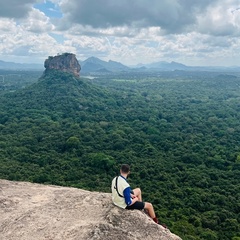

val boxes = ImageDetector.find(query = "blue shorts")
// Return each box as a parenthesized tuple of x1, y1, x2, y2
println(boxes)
(126, 201, 145, 210)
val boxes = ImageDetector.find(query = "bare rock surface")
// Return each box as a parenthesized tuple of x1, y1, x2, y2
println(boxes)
(0, 179, 182, 240)
(44, 53, 81, 77)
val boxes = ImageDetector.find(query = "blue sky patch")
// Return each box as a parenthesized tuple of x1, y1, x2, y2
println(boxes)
(34, 1, 62, 18)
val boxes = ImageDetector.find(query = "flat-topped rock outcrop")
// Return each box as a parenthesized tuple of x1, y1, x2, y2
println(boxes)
(44, 53, 81, 77)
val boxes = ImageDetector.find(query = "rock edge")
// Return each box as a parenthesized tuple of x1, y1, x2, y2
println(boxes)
(0, 179, 182, 240)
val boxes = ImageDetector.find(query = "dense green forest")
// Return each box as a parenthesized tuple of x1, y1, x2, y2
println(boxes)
(0, 69, 240, 240)
(0, 70, 41, 94)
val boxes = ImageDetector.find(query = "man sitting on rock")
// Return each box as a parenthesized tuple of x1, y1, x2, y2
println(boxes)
(111, 164, 159, 224)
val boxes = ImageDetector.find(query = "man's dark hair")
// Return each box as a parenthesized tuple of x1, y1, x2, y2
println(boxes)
(121, 164, 130, 173)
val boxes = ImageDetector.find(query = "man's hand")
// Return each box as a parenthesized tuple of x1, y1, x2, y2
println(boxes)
(130, 196, 138, 205)
(131, 194, 136, 199)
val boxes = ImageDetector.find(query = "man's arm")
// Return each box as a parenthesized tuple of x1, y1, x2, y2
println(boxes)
(123, 187, 138, 206)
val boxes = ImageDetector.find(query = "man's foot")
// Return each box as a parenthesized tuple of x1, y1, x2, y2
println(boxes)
(152, 217, 158, 224)
(152, 217, 168, 228)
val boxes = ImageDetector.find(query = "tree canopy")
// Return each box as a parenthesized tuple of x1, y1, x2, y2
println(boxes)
(0, 69, 239, 239)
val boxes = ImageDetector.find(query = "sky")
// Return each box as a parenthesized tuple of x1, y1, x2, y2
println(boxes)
(0, 0, 240, 66)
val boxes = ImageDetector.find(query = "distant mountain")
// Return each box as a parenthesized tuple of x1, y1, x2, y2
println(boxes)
(1, 57, 240, 72)
(80, 57, 129, 73)
(135, 61, 188, 71)
(0, 54, 113, 114)
(0, 60, 43, 70)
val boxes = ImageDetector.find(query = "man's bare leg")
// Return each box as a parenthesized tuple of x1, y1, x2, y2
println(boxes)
(133, 188, 159, 224)
(144, 202, 156, 219)
(133, 188, 142, 201)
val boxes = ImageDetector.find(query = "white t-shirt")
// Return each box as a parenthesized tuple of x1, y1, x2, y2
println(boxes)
(111, 176, 130, 209)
